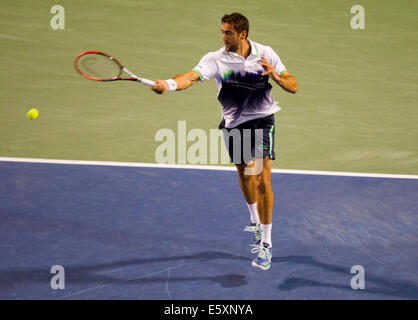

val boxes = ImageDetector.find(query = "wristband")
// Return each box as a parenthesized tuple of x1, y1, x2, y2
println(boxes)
(165, 79, 177, 91)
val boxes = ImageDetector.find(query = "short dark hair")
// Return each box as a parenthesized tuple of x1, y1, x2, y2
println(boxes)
(221, 13, 249, 38)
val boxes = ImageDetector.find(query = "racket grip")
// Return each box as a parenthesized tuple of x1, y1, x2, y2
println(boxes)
(139, 78, 156, 87)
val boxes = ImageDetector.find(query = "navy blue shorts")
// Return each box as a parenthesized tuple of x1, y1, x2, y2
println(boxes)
(219, 114, 276, 165)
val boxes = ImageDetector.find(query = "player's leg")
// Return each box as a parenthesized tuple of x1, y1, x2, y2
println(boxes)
(236, 161, 258, 205)
(256, 156, 273, 247)
(237, 158, 273, 270)
(236, 162, 263, 244)
(250, 158, 274, 270)
(236, 158, 273, 225)
(256, 156, 273, 225)
(221, 120, 262, 230)
(251, 116, 275, 271)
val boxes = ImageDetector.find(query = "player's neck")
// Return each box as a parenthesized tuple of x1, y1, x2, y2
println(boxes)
(238, 39, 251, 58)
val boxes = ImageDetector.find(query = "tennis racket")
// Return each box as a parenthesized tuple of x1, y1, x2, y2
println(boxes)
(74, 51, 155, 86)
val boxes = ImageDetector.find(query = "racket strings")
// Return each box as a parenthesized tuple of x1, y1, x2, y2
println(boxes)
(77, 54, 122, 80)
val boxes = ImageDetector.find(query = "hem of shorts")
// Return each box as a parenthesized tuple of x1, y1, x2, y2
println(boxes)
(231, 155, 276, 165)
(224, 109, 280, 129)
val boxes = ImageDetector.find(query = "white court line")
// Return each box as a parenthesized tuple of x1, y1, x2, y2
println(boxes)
(0, 157, 417, 180)
(59, 264, 183, 299)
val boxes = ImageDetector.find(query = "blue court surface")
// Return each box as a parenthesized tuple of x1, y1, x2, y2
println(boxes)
(0, 160, 417, 300)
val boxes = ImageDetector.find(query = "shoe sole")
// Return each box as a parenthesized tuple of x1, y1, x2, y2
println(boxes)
(252, 260, 271, 270)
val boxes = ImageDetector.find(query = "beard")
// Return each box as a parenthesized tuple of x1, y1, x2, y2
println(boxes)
(225, 42, 239, 53)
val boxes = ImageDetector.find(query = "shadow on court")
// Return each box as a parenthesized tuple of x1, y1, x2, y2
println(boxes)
(274, 256, 418, 299)
(0, 252, 249, 291)
(1, 252, 417, 299)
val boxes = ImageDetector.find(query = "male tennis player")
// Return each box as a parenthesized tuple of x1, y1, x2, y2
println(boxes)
(152, 13, 297, 270)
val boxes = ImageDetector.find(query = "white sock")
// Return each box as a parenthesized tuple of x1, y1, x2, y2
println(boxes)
(246, 202, 260, 225)
(261, 224, 272, 247)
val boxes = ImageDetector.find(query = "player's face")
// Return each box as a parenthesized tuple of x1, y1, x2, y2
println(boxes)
(221, 23, 245, 52)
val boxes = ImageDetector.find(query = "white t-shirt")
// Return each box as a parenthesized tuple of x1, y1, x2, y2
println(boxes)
(193, 39, 287, 128)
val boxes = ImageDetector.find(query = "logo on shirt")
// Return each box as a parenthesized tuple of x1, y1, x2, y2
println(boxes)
(221, 70, 268, 90)
(222, 69, 234, 81)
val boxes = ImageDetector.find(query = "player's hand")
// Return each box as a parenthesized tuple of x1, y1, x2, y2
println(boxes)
(259, 57, 276, 78)
(152, 79, 169, 94)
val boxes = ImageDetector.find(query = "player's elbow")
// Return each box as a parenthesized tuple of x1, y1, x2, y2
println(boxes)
(287, 81, 298, 94)
(281, 76, 297, 94)
(290, 79, 298, 94)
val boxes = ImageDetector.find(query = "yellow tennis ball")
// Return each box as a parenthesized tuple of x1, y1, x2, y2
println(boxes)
(27, 108, 39, 120)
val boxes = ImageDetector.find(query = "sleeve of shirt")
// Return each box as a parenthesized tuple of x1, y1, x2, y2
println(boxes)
(266, 46, 287, 75)
(193, 52, 217, 81)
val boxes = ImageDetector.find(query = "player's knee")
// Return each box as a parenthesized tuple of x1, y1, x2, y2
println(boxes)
(257, 180, 270, 194)
(237, 161, 255, 174)
(257, 172, 271, 193)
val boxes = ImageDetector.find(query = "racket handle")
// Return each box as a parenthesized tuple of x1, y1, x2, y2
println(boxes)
(138, 78, 156, 87)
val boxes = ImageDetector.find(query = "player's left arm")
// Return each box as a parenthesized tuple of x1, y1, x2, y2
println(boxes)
(260, 56, 298, 94)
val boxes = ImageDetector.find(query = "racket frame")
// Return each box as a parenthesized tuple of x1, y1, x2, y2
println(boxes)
(74, 50, 155, 86)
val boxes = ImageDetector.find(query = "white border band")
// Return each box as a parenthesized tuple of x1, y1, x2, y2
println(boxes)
(0, 157, 417, 180)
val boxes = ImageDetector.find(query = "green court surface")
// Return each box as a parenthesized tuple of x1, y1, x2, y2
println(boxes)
(1, 0, 417, 174)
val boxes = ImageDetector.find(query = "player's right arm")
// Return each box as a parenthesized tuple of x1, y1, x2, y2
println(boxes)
(151, 70, 200, 95)
(152, 52, 216, 95)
